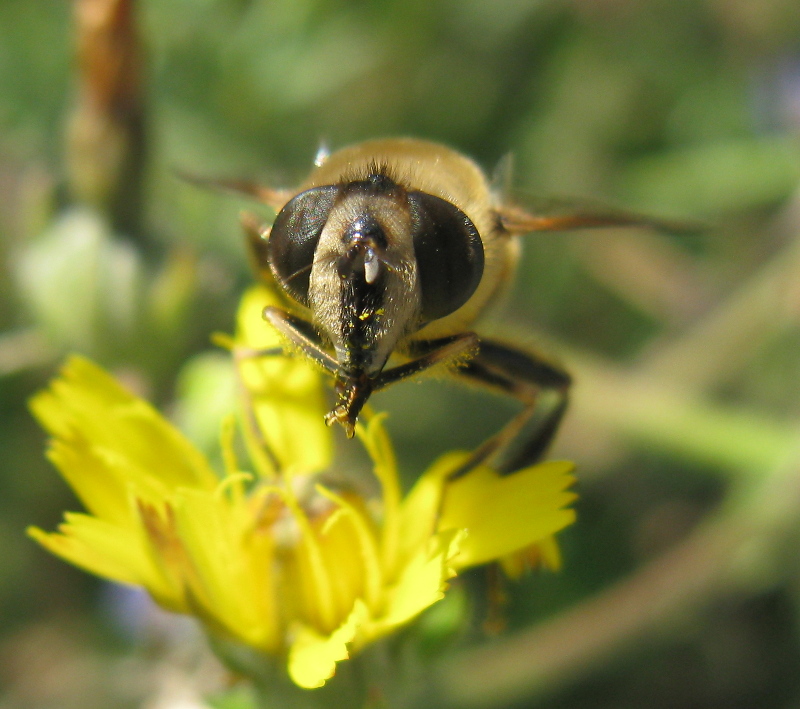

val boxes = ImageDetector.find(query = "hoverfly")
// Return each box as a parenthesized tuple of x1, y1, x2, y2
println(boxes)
(209, 138, 689, 475)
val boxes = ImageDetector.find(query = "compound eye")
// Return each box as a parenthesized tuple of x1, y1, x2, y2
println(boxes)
(266, 185, 340, 305)
(408, 191, 484, 322)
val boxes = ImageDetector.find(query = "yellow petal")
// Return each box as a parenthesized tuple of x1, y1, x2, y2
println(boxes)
(234, 287, 332, 475)
(316, 485, 383, 613)
(45, 436, 132, 525)
(439, 460, 577, 569)
(288, 601, 369, 689)
(396, 451, 467, 568)
(31, 356, 218, 493)
(235, 285, 292, 352)
(534, 534, 563, 572)
(362, 529, 463, 645)
(355, 413, 402, 576)
(499, 535, 563, 578)
(169, 487, 280, 652)
(27, 513, 171, 598)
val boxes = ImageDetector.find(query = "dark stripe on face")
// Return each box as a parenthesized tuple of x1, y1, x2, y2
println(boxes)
(338, 267, 388, 375)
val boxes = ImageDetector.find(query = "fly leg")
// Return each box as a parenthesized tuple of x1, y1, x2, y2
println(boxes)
(374, 333, 480, 389)
(228, 307, 338, 375)
(432, 338, 572, 630)
(264, 310, 479, 436)
(261, 307, 363, 434)
(446, 338, 572, 476)
(330, 333, 479, 435)
(262, 306, 339, 374)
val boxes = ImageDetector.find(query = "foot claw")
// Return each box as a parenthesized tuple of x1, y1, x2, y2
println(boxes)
(324, 405, 357, 438)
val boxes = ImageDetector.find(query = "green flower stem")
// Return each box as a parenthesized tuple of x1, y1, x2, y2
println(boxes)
(637, 213, 800, 391)
(571, 353, 797, 479)
(209, 635, 380, 709)
(559, 201, 800, 480)
(249, 657, 372, 709)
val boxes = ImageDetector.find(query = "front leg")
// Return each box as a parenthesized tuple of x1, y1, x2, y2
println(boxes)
(263, 307, 365, 437)
(264, 307, 481, 437)
(329, 333, 480, 436)
(263, 306, 339, 374)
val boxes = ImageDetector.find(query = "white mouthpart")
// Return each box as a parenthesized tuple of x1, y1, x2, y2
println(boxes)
(364, 250, 380, 284)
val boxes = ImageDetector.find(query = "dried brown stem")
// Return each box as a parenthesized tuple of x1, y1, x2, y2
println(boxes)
(635, 189, 800, 391)
(66, 0, 147, 236)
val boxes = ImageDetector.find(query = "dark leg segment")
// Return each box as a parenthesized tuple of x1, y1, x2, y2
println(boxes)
(375, 333, 479, 390)
(262, 309, 479, 437)
(263, 307, 339, 374)
(449, 338, 571, 475)
(246, 306, 569, 471)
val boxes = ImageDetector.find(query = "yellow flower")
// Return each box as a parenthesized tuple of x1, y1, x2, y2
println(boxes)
(29, 286, 577, 689)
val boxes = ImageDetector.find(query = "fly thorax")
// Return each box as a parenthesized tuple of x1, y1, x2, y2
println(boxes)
(308, 194, 420, 377)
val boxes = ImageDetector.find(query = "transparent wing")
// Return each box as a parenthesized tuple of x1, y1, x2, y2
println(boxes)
(497, 196, 704, 236)
(175, 170, 293, 211)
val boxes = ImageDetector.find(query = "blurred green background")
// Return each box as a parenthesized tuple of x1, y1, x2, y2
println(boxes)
(2, 0, 800, 707)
